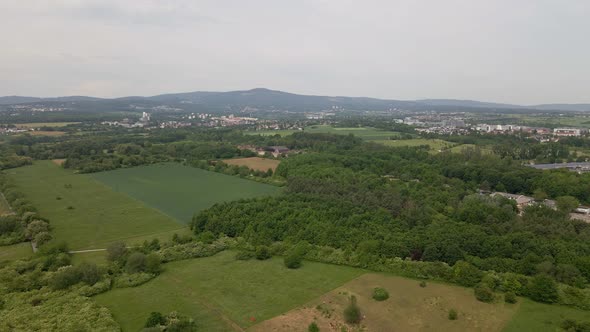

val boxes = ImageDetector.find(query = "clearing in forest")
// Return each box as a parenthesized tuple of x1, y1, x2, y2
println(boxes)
(223, 157, 281, 172)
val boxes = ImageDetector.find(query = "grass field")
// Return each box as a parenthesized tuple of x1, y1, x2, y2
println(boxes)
(249, 125, 401, 141)
(94, 250, 364, 331)
(15, 122, 79, 128)
(0, 242, 33, 262)
(26, 130, 67, 136)
(374, 138, 456, 152)
(503, 298, 590, 332)
(8, 162, 182, 250)
(252, 273, 518, 332)
(223, 157, 281, 172)
(90, 163, 281, 223)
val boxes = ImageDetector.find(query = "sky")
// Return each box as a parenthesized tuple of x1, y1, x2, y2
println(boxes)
(0, 0, 589, 104)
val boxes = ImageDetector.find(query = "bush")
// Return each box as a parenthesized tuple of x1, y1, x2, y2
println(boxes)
(145, 312, 166, 328)
(561, 319, 590, 332)
(372, 287, 389, 301)
(197, 231, 216, 244)
(284, 252, 303, 269)
(114, 273, 155, 288)
(255, 246, 271, 260)
(50, 266, 82, 290)
(419, 281, 427, 288)
(235, 251, 255, 260)
(504, 292, 517, 304)
(474, 284, 494, 303)
(448, 309, 458, 320)
(78, 262, 101, 285)
(34, 232, 52, 246)
(343, 295, 362, 324)
(145, 253, 161, 274)
(308, 322, 320, 332)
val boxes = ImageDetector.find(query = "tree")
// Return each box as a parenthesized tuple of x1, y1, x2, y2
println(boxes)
(343, 295, 362, 324)
(125, 252, 147, 273)
(308, 322, 320, 332)
(504, 292, 517, 304)
(527, 274, 559, 303)
(556, 196, 579, 214)
(145, 253, 161, 274)
(453, 261, 483, 287)
(77, 262, 101, 285)
(106, 241, 128, 263)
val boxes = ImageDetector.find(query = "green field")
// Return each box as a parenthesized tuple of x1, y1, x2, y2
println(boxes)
(374, 138, 456, 152)
(503, 298, 590, 332)
(90, 163, 281, 223)
(249, 125, 401, 140)
(0, 242, 33, 262)
(94, 250, 364, 331)
(0, 193, 12, 215)
(15, 122, 80, 128)
(9, 162, 182, 250)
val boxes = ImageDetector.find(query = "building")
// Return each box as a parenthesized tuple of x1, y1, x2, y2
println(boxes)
(490, 192, 534, 211)
(259, 146, 290, 158)
(554, 128, 586, 137)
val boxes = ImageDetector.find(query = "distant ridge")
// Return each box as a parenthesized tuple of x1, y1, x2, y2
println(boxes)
(1, 88, 589, 112)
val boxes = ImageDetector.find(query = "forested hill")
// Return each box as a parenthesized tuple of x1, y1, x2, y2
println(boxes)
(2, 88, 589, 112)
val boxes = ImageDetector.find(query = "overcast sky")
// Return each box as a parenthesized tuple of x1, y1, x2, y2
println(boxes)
(1, 0, 589, 104)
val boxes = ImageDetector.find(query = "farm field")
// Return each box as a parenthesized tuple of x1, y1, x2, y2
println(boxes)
(91, 163, 281, 223)
(223, 157, 280, 172)
(0, 242, 33, 262)
(94, 250, 364, 331)
(374, 138, 456, 152)
(15, 122, 80, 128)
(249, 125, 401, 140)
(503, 299, 590, 332)
(251, 273, 519, 332)
(8, 161, 182, 250)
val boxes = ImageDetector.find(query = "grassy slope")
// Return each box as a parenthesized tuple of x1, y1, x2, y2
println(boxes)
(249, 125, 400, 140)
(94, 250, 364, 331)
(374, 138, 455, 152)
(0, 242, 33, 262)
(503, 298, 590, 332)
(90, 163, 281, 223)
(8, 162, 182, 250)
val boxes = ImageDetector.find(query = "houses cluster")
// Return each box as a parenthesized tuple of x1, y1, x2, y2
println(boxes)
(102, 112, 152, 128)
(238, 145, 291, 158)
(475, 124, 587, 137)
(211, 114, 258, 126)
(490, 191, 590, 218)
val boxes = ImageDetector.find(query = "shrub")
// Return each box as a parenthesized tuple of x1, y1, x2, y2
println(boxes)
(419, 281, 427, 288)
(448, 309, 458, 320)
(474, 284, 494, 303)
(50, 266, 82, 290)
(145, 312, 166, 328)
(504, 292, 517, 304)
(197, 231, 216, 244)
(255, 246, 271, 260)
(372, 287, 389, 301)
(34, 232, 52, 246)
(284, 252, 303, 269)
(114, 273, 155, 288)
(78, 262, 101, 285)
(235, 251, 254, 260)
(343, 295, 362, 324)
(308, 322, 320, 332)
(145, 253, 162, 274)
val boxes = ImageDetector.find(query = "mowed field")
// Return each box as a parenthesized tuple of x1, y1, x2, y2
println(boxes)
(250, 125, 401, 141)
(15, 122, 79, 128)
(252, 273, 519, 332)
(94, 250, 364, 331)
(91, 163, 281, 223)
(223, 157, 281, 172)
(8, 161, 183, 250)
(374, 138, 456, 152)
(0, 242, 33, 262)
(503, 299, 590, 332)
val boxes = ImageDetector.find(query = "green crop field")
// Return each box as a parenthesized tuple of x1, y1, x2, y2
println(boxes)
(94, 250, 364, 331)
(8, 162, 183, 250)
(90, 163, 281, 223)
(503, 298, 590, 332)
(249, 125, 401, 140)
(374, 138, 456, 152)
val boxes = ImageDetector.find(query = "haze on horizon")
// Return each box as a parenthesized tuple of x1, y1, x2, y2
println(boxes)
(1, 0, 589, 105)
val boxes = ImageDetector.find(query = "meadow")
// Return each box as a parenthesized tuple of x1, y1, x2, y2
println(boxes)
(374, 138, 457, 152)
(15, 122, 80, 128)
(223, 157, 281, 172)
(0, 242, 33, 262)
(94, 250, 364, 331)
(503, 298, 590, 332)
(249, 125, 401, 140)
(91, 163, 281, 223)
(0, 193, 12, 215)
(9, 162, 183, 250)
(253, 273, 518, 332)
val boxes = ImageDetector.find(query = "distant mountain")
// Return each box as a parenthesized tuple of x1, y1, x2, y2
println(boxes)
(1, 88, 589, 113)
